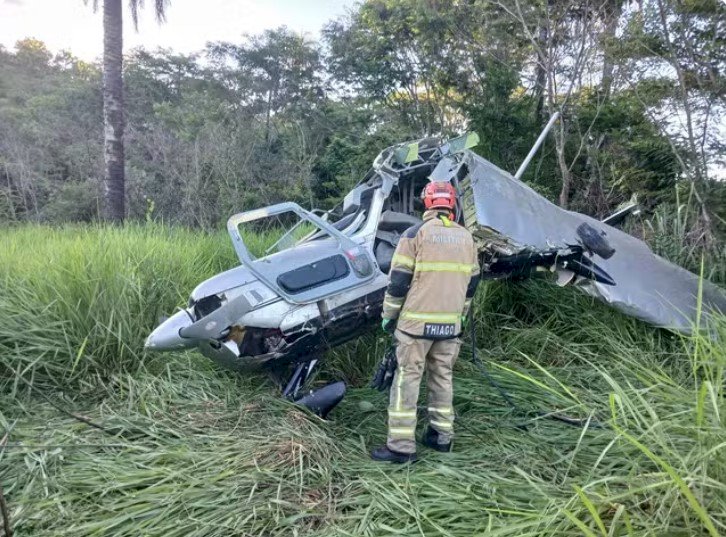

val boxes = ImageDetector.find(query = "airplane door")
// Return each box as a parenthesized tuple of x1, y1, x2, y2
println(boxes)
(227, 202, 377, 304)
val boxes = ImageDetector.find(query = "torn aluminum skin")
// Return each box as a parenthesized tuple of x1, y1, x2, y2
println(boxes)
(463, 152, 726, 333)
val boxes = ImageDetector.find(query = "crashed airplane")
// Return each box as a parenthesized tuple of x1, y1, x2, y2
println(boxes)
(145, 115, 726, 416)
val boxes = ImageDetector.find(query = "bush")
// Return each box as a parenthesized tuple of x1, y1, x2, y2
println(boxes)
(641, 201, 726, 285)
(42, 180, 101, 223)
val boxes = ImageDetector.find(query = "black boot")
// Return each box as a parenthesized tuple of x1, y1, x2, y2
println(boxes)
(370, 445, 417, 463)
(422, 426, 452, 452)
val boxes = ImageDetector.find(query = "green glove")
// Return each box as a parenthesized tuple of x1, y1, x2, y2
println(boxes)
(461, 315, 469, 330)
(381, 318, 396, 333)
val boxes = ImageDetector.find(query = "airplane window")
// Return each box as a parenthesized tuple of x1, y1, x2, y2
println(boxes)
(236, 211, 331, 260)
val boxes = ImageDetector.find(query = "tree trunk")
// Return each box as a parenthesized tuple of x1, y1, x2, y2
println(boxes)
(540, 14, 572, 210)
(103, 0, 125, 222)
(555, 121, 572, 209)
(265, 87, 273, 144)
(655, 0, 703, 183)
(653, 0, 712, 239)
(600, 0, 622, 98)
(549, 69, 571, 208)
(534, 24, 548, 121)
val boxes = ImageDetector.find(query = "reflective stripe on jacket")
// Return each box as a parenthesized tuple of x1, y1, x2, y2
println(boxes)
(382, 210, 480, 339)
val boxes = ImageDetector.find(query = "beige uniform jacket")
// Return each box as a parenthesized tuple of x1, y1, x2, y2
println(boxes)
(382, 210, 480, 338)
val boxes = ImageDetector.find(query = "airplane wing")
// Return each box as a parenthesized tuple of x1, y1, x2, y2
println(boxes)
(461, 152, 726, 334)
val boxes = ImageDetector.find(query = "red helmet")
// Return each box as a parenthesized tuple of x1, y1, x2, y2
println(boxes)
(422, 181, 456, 210)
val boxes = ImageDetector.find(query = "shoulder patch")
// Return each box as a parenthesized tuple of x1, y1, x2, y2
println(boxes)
(403, 221, 425, 239)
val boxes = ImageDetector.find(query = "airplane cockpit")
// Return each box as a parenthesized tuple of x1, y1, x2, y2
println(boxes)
(324, 134, 478, 273)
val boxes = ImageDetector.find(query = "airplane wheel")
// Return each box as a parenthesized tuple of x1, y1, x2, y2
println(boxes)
(577, 223, 615, 259)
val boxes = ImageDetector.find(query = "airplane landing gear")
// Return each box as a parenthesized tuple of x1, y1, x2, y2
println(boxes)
(280, 357, 346, 419)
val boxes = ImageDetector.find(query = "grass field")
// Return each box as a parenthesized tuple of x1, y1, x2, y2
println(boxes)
(1, 225, 724, 536)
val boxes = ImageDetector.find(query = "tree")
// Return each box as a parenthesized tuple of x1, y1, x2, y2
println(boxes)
(208, 28, 325, 143)
(0, 40, 103, 222)
(324, 0, 461, 136)
(1, 0, 723, 239)
(617, 0, 726, 236)
(86, 0, 170, 222)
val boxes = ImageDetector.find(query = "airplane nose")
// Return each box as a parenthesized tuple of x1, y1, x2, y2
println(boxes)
(145, 309, 196, 351)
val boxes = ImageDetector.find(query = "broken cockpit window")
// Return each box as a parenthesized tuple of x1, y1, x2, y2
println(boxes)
(237, 211, 323, 259)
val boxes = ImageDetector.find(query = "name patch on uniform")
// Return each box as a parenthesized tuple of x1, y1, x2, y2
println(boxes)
(423, 323, 456, 338)
(426, 234, 465, 245)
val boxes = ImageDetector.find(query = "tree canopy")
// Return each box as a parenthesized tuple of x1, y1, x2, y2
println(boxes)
(0, 0, 724, 239)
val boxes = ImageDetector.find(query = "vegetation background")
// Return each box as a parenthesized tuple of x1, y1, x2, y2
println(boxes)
(2, 0, 725, 233)
(1, 0, 725, 535)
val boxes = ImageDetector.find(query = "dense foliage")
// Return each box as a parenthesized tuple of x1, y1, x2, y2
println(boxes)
(1, 0, 724, 234)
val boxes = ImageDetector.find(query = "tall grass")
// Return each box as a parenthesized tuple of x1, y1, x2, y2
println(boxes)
(0, 224, 237, 389)
(1, 225, 724, 536)
(639, 199, 726, 285)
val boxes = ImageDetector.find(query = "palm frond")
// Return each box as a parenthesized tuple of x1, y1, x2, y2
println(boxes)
(155, 0, 170, 23)
(82, 0, 100, 12)
(127, 0, 170, 29)
(128, 0, 141, 30)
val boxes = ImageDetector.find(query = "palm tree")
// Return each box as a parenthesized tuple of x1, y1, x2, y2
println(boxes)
(87, 0, 170, 222)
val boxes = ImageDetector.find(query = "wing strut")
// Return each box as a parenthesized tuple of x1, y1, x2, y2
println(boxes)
(514, 112, 560, 180)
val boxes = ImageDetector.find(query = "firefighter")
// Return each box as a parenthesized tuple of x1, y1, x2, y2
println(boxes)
(371, 180, 480, 463)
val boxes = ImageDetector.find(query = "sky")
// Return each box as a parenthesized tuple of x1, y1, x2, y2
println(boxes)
(0, 0, 358, 61)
